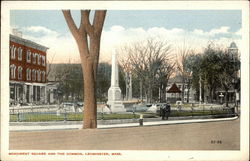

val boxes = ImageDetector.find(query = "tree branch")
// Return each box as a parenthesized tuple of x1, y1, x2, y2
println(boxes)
(62, 10, 80, 39)
(79, 10, 93, 34)
(93, 10, 107, 35)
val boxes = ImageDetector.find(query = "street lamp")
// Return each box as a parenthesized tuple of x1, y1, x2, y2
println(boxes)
(228, 42, 239, 115)
(219, 92, 224, 104)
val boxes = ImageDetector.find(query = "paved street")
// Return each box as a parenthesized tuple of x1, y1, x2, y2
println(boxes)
(9, 118, 240, 150)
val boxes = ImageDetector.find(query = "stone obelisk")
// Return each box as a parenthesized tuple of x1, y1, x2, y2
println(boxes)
(107, 50, 126, 113)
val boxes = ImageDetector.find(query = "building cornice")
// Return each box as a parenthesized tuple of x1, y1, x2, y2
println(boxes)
(10, 34, 49, 52)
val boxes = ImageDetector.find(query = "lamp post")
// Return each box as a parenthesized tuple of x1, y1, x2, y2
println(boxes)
(219, 93, 224, 104)
(228, 42, 239, 115)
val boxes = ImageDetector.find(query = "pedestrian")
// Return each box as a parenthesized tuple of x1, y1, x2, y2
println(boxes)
(161, 105, 166, 120)
(165, 103, 171, 120)
(159, 106, 163, 117)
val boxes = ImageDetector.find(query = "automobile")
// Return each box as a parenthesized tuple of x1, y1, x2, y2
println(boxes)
(60, 102, 75, 112)
(156, 103, 167, 115)
(61, 102, 74, 107)
(76, 102, 84, 107)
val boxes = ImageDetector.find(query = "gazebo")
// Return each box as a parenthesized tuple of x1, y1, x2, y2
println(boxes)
(167, 83, 181, 103)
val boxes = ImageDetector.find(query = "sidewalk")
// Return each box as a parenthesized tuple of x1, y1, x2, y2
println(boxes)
(9, 116, 238, 131)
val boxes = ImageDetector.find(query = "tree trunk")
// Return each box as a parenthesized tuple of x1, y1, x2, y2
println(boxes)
(82, 62, 97, 128)
(160, 83, 166, 103)
(140, 80, 143, 101)
(187, 80, 190, 103)
(62, 10, 106, 129)
(211, 88, 214, 103)
(125, 72, 128, 100)
(225, 89, 229, 107)
(182, 78, 185, 102)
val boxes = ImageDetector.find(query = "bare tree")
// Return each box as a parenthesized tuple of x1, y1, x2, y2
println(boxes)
(156, 61, 175, 102)
(46, 52, 56, 81)
(120, 38, 173, 103)
(62, 10, 106, 129)
(118, 53, 133, 101)
(176, 41, 194, 103)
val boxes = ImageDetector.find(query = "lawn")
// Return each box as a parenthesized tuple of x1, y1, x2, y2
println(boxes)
(10, 113, 141, 122)
(168, 110, 230, 117)
(9, 109, 233, 122)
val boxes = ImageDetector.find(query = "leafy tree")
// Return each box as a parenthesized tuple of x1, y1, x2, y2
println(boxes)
(51, 63, 83, 102)
(217, 49, 240, 106)
(96, 62, 111, 102)
(184, 53, 203, 101)
(186, 43, 240, 105)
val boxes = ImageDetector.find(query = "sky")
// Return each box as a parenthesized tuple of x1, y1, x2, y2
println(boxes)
(10, 10, 242, 63)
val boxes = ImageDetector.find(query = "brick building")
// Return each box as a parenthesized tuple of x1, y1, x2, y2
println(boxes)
(9, 34, 48, 105)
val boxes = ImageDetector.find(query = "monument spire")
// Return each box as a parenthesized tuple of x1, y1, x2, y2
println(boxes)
(107, 49, 126, 113)
(111, 50, 119, 87)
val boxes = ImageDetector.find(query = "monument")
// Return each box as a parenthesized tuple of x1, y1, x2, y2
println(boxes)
(107, 50, 126, 113)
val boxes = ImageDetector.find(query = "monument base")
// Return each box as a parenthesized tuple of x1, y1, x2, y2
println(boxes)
(107, 86, 126, 113)
(107, 101, 126, 113)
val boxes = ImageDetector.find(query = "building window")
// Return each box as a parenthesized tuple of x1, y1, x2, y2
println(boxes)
(33, 53, 37, 64)
(26, 68, 32, 81)
(32, 69, 37, 81)
(26, 68, 29, 80)
(10, 64, 16, 79)
(10, 45, 16, 59)
(18, 47, 23, 61)
(26, 50, 31, 63)
(42, 71, 46, 82)
(42, 56, 45, 66)
(37, 54, 41, 65)
(18, 66, 23, 80)
(9, 46, 12, 57)
(37, 70, 41, 82)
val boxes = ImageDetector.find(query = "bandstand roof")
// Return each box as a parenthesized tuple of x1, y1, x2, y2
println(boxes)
(167, 83, 181, 93)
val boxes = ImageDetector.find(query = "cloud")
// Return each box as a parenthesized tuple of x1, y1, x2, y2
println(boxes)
(208, 26, 230, 36)
(110, 25, 125, 32)
(235, 28, 242, 36)
(191, 26, 230, 38)
(100, 26, 241, 62)
(14, 25, 242, 63)
(23, 26, 58, 36)
(19, 26, 79, 64)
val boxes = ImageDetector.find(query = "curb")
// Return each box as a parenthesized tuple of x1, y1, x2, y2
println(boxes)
(98, 116, 238, 129)
(9, 116, 239, 132)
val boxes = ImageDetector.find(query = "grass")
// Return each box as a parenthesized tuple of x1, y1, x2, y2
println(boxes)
(97, 113, 140, 120)
(9, 109, 233, 122)
(9, 113, 141, 122)
(162, 110, 232, 117)
(139, 112, 160, 118)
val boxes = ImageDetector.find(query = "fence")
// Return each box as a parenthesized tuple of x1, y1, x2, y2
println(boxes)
(9, 104, 237, 122)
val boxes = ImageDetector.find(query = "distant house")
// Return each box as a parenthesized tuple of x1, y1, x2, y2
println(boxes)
(46, 81, 60, 104)
(9, 34, 48, 105)
(9, 34, 58, 105)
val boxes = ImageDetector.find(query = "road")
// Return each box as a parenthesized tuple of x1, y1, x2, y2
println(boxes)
(9, 118, 240, 150)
